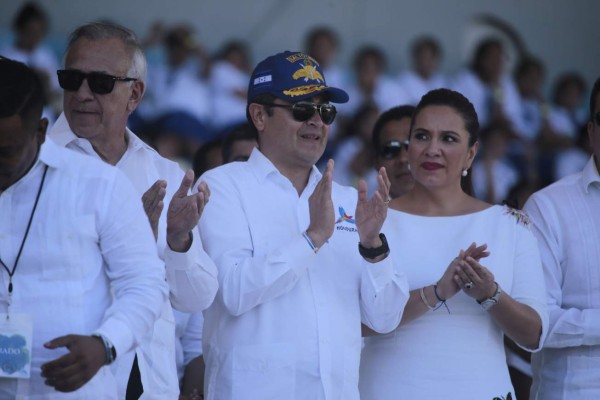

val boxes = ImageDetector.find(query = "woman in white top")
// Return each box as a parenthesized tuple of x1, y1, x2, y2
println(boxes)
(359, 88, 548, 400)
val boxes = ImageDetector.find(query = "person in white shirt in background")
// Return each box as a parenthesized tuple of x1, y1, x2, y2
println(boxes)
(47, 22, 218, 399)
(209, 40, 252, 132)
(0, 57, 167, 399)
(397, 36, 447, 106)
(1, 2, 61, 125)
(524, 76, 600, 399)
(197, 50, 409, 400)
(451, 38, 522, 132)
(471, 123, 519, 204)
(338, 45, 409, 119)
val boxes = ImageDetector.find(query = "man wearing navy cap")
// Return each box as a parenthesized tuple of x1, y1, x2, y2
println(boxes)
(196, 51, 409, 399)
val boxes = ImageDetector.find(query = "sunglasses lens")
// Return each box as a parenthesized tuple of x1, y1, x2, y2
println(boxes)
(382, 146, 401, 159)
(57, 70, 84, 91)
(87, 73, 116, 95)
(595, 112, 600, 126)
(292, 103, 337, 125)
(292, 103, 316, 122)
(319, 104, 337, 125)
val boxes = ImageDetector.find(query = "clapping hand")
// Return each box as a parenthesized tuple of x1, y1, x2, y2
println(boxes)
(355, 167, 391, 248)
(167, 170, 210, 252)
(454, 254, 497, 300)
(306, 159, 335, 249)
(141, 179, 167, 240)
(436, 243, 490, 300)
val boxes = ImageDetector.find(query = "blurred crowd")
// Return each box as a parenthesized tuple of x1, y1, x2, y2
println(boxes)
(3, 2, 593, 205)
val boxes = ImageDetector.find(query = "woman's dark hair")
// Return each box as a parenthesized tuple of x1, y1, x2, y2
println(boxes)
(410, 88, 479, 195)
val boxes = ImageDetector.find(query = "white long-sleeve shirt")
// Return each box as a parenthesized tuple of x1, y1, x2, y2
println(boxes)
(524, 157, 600, 399)
(197, 148, 409, 400)
(0, 140, 167, 398)
(49, 113, 218, 399)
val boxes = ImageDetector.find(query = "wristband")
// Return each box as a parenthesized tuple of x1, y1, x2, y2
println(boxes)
(302, 231, 319, 254)
(358, 233, 390, 260)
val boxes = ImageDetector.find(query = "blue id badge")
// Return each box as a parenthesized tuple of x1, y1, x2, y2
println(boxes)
(0, 314, 33, 378)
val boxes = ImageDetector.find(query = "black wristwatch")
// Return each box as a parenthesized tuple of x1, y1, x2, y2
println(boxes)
(358, 233, 390, 260)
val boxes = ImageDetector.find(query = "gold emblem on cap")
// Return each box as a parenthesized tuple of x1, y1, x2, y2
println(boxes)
(292, 59, 324, 83)
(283, 84, 328, 97)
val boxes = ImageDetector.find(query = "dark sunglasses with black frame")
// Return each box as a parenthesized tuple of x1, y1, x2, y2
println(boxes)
(380, 139, 409, 159)
(57, 69, 137, 95)
(260, 101, 337, 125)
(594, 112, 600, 126)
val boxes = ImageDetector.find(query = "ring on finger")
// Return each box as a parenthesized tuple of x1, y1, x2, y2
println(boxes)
(464, 281, 474, 290)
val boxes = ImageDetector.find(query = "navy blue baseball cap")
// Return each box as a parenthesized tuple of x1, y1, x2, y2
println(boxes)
(247, 51, 349, 104)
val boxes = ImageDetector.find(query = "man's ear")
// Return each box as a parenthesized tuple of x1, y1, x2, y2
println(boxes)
(248, 103, 267, 132)
(127, 80, 145, 113)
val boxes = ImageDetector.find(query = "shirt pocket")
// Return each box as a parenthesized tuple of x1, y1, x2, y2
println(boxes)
(40, 215, 97, 281)
(232, 343, 296, 399)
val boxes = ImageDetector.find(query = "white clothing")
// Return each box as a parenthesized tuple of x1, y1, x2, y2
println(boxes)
(174, 311, 203, 382)
(547, 106, 587, 139)
(338, 76, 410, 117)
(0, 140, 167, 399)
(209, 60, 249, 129)
(472, 159, 520, 204)
(332, 137, 378, 195)
(49, 113, 218, 399)
(451, 69, 522, 130)
(525, 157, 600, 399)
(360, 205, 548, 400)
(514, 97, 544, 141)
(397, 70, 447, 105)
(137, 62, 212, 125)
(197, 148, 409, 400)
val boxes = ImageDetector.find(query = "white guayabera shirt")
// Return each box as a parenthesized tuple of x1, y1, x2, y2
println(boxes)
(198, 148, 409, 400)
(0, 140, 167, 398)
(525, 157, 600, 400)
(49, 113, 219, 399)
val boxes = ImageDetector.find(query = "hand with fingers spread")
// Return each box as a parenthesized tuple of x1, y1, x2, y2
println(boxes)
(167, 170, 211, 252)
(355, 167, 391, 248)
(454, 256, 497, 301)
(436, 243, 491, 300)
(142, 179, 167, 240)
(40, 335, 106, 392)
(306, 159, 335, 249)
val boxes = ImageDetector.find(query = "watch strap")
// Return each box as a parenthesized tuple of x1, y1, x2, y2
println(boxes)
(358, 233, 390, 260)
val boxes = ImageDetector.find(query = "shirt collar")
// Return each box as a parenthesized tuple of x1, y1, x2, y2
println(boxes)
(49, 112, 146, 161)
(582, 156, 600, 193)
(247, 147, 322, 186)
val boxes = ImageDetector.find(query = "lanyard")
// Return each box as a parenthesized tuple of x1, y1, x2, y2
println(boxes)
(0, 165, 48, 318)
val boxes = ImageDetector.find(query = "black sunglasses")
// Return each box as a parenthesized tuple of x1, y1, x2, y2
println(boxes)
(57, 69, 137, 95)
(595, 112, 600, 126)
(381, 140, 409, 159)
(262, 101, 337, 125)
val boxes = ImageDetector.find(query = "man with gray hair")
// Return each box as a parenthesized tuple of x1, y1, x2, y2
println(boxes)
(48, 22, 218, 399)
